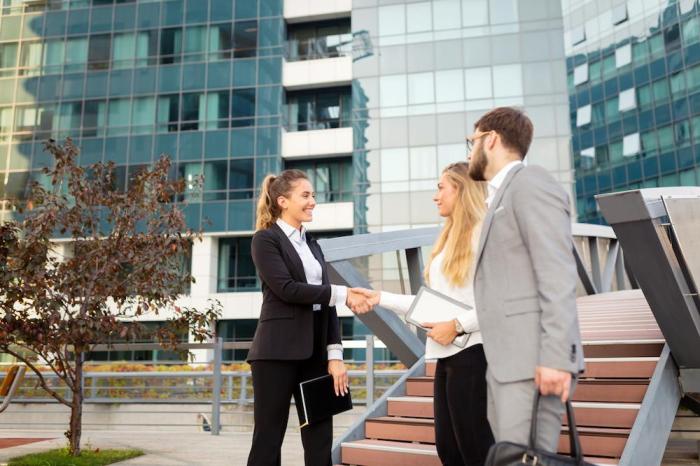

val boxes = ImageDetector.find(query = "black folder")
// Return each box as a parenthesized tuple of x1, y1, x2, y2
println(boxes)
(295, 374, 353, 428)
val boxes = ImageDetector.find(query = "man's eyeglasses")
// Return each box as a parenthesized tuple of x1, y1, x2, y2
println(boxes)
(465, 131, 491, 155)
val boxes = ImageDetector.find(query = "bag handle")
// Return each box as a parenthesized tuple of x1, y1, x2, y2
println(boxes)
(526, 391, 584, 464)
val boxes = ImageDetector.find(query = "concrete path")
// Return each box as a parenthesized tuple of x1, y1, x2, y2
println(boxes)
(0, 430, 308, 465)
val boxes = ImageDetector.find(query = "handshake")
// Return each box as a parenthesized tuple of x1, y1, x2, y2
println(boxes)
(345, 288, 380, 314)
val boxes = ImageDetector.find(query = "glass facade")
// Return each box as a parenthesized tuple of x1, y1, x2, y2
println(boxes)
(0, 0, 285, 232)
(352, 0, 573, 234)
(565, 0, 700, 224)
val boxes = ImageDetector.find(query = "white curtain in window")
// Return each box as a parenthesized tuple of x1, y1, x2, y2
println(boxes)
(132, 97, 155, 134)
(113, 33, 136, 69)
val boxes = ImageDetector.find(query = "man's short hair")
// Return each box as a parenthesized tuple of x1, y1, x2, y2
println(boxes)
(473, 107, 534, 159)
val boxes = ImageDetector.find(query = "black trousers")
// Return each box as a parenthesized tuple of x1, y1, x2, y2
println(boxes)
(247, 313, 331, 466)
(434, 344, 494, 466)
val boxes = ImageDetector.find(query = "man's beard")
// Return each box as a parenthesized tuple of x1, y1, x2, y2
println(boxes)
(468, 147, 488, 181)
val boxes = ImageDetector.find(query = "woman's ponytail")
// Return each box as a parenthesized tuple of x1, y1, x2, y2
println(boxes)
(255, 170, 309, 231)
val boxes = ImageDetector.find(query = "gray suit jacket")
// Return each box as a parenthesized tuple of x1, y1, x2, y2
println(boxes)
(473, 164, 584, 383)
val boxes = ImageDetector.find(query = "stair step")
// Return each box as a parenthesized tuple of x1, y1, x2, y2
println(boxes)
(559, 427, 631, 458)
(583, 357, 658, 378)
(366, 417, 435, 444)
(406, 377, 433, 397)
(387, 396, 433, 419)
(426, 357, 657, 379)
(408, 377, 650, 403)
(573, 379, 649, 403)
(387, 397, 640, 428)
(341, 439, 440, 466)
(581, 340, 663, 358)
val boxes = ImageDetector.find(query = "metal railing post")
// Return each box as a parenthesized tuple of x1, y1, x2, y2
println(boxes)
(365, 335, 374, 407)
(211, 337, 223, 435)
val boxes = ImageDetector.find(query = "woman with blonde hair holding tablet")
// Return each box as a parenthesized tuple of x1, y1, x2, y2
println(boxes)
(359, 162, 494, 466)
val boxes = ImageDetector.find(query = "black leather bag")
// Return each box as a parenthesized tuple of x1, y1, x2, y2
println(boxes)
(485, 392, 595, 466)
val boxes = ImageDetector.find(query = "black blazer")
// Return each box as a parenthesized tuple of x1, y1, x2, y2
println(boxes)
(247, 223, 342, 361)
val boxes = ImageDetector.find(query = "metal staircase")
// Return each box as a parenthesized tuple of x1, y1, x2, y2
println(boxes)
(320, 187, 700, 466)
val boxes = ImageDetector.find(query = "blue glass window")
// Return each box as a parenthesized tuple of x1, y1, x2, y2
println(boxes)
(234, 21, 258, 58)
(231, 88, 256, 127)
(217, 237, 258, 292)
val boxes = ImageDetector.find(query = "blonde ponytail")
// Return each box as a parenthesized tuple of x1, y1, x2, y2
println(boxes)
(255, 169, 309, 231)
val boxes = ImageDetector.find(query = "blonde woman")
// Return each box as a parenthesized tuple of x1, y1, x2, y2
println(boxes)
(361, 162, 494, 466)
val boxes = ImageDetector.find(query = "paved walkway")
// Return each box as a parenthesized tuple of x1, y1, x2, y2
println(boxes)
(0, 430, 308, 465)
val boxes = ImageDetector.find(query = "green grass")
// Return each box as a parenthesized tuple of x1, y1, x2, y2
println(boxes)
(8, 448, 144, 466)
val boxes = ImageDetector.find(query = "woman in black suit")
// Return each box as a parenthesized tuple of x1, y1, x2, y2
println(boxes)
(246, 169, 371, 466)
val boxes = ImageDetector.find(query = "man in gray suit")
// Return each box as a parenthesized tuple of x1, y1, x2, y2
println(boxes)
(467, 107, 584, 452)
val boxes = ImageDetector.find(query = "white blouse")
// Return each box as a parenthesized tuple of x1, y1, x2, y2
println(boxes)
(380, 227, 482, 360)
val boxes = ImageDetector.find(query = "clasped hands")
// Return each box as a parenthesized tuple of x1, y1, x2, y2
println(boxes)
(345, 288, 380, 314)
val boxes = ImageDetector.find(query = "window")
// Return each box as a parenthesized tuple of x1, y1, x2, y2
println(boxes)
(664, 23, 681, 52)
(687, 64, 700, 92)
(637, 84, 652, 109)
(88, 34, 111, 70)
(160, 27, 182, 64)
(605, 97, 620, 123)
(493, 64, 522, 97)
(464, 67, 492, 99)
(380, 74, 408, 108)
(658, 125, 674, 152)
(217, 319, 258, 361)
(286, 157, 353, 203)
(652, 78, 669, 102)
(107, 98, 131, 136)
(83, 100, 107, 137)
(202, 160, 227, 201)
(0, 43, 18, 76)
(19, 41, 41, 74)
(131, 97, 155, 135)
(287, 19, 351, 61)
(209, 23, 233, 60)
(670, 72, 686, 94)
(683, 16, 700, 45)
(641, 130, 658, 157)
(435, 69, 464, 102)
(619, 88, 636, 112)
(591, 102, 604, 125)
(65, 37, 88, 72)
(43, 40, 64, 74)
(576, 105, 591, 127)
(231, 88, 256, 127)
(623, 133, 640, 157)
(0, 107, 12, 135)
(183, 26, 207, 62)
(588, 60, 601, 83)
(675, 120, 691, 148)
(217, 237, 258, 292)
(571, 26, 585, 46)
(615, 44, 632, 68)
(580, 147, 595, 169)
(157, 94, 179, 132)
(573, 63, 588, 86)
(612, 4, 628, 25)
(86, 321, 189, 362)
(204, 91, 230, 129)
(408, 72, 435, 104)
(180, 92, 202, 131)
(234, 20, 257, 58)
(228, 158, 254, 199)
(14, 106, 36, 132)
(286, 88, 351, 131)
(601, 55, 616, 80)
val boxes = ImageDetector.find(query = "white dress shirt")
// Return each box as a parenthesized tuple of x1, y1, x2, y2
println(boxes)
(379, 225, 483, 360)
(276, 219, 345, 360)
(486, 160, 522, 207)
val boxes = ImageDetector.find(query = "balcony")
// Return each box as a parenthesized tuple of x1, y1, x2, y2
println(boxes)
(283, 55, 352, 90)
(282, 127, 353, 159)
(284, 0, 352, 24)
